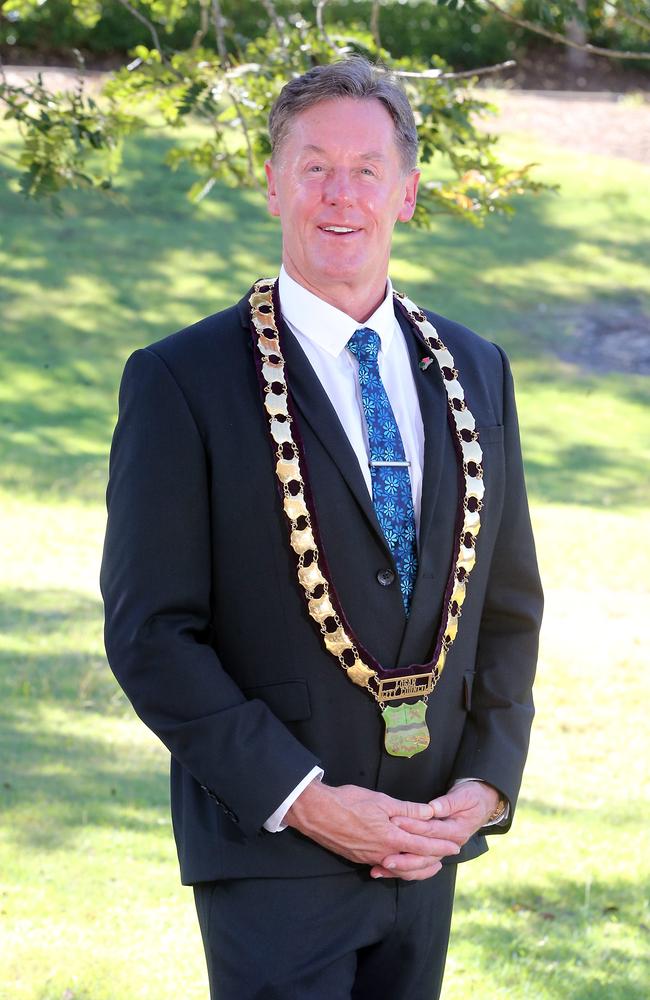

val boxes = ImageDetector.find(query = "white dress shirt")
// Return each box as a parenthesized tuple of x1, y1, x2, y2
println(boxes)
(279, 266, 425, 530)
(262, 268, 507, 831)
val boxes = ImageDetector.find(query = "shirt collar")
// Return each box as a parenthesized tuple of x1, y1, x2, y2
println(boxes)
(278, 265, 396, 358)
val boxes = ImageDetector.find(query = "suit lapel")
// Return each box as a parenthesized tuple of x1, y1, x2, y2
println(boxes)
(397, 307, 448, 564)
(394, 306, 453, 666)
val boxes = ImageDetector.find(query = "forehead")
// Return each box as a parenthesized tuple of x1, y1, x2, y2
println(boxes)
(278, 96, 400, 160)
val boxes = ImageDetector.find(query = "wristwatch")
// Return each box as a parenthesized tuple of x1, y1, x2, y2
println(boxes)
(486, 796, 507, 823)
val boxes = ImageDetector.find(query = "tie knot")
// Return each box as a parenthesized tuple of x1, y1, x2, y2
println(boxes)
(347, 326, 380, 362)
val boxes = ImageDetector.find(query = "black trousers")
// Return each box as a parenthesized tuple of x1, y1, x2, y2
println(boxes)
(193, 865, 457, 1000)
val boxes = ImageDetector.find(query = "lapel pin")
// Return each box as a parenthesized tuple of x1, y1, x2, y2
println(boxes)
(419, 356, 434, 371)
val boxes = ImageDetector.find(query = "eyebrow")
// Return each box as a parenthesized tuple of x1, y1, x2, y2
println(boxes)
(301, 144, 387, 161)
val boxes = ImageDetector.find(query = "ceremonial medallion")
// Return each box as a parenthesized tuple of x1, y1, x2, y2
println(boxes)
(249, 279, 485, 759)
(382, 700, 431, 758)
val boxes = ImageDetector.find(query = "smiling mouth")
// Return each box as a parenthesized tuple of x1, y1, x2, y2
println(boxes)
(319, 226, 361, 235)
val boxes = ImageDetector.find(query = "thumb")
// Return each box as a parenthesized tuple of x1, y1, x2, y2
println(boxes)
(429, 793, 454, 818)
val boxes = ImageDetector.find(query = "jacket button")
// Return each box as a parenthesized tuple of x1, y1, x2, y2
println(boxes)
(376, 568, 395, 587)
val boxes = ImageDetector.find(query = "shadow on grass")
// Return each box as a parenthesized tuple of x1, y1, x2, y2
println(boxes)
(0, 586, 171, 850)
(0, 697, 170, 851)
(1, 130, 649, 508)
(523, 437, 647, 509)
(0, 588, 116, 705)
(453, 873, 650, 999)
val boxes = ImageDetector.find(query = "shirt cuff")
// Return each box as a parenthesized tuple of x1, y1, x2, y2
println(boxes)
(452, 777, 510, 826)
(263, 766, 325, 833)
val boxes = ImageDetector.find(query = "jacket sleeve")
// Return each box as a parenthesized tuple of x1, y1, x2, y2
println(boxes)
(450, 345, 543, 832)
(100, 347, 320, 838)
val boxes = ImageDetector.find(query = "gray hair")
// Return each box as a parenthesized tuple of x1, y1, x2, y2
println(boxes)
(269, 57, 418, 173)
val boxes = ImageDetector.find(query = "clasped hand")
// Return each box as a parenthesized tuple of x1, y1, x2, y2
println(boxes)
(285, 780, 499, 883)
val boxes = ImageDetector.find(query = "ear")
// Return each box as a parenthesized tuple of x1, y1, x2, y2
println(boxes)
(397, 169, 420, 223)
(265, 159, 280, 218)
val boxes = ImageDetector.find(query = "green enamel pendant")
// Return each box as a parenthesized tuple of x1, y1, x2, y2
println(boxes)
(382, 700, 430, 758)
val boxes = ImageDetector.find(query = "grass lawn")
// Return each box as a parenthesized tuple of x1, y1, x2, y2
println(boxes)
(0, 114, 649, 1000)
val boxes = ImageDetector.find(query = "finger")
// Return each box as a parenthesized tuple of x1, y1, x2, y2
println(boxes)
(381, 852, 442, 873)
(399, 862, 442, 882)
(391, 816, 465, 843)
(371, 860, 443, 881)
(385, 797, 434, 821)
(370, 865, 396, 879)
(391, 828, 459, 858)
(390, 831, 462, 859)
(380, 843, 458, 871)
(389, 837, 461, 860)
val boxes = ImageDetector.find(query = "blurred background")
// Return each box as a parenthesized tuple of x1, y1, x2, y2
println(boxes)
(1, 2, 649, 998)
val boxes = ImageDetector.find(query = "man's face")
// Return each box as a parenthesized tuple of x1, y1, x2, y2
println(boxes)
(265, 97, 419, 299)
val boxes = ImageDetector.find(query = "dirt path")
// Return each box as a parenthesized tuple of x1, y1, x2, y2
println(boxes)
(478, 88, 649, 165)
(4, 65, 649, 164)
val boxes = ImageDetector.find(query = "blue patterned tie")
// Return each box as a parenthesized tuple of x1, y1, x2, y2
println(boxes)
(347, 327, 418, 614)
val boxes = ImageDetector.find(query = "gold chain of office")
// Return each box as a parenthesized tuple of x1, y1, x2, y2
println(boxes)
(249, 278, 484, 708)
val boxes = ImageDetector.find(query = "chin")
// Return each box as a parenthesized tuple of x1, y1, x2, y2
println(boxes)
(311, 257, 367, 284)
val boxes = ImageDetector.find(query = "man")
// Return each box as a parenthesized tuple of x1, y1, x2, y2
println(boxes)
(101, 58, 542, 999)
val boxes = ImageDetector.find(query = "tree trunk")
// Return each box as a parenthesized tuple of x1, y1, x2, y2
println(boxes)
(566, 0, 589, 73)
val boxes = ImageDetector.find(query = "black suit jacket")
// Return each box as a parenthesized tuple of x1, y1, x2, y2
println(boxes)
(100, 287, 543, 884)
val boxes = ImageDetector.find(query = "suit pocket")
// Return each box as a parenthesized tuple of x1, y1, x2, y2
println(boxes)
(462, 670, 475, 711)
(476, 424, 504, 446)
(243, 679, 312, 723)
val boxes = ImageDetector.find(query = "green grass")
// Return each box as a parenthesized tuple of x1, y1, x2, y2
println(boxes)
(1, 119, 649, 999)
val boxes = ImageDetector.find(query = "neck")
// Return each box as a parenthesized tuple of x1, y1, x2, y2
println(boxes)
(283, 260, 388, 323)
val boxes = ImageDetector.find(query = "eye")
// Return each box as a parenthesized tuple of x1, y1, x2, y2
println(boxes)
(308, 165, 324, 173)
(360, 167, 377, 177)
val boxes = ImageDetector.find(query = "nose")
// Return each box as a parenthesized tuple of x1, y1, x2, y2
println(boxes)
(322, 168, 354, 206)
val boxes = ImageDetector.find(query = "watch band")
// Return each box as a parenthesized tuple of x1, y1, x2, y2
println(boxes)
(487, 796, 508, 823)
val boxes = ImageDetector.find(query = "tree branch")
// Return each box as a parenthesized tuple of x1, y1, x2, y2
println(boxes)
(114, 0, 165, 57)
(229, 86, 257, 183)
(210, 0, 229, 66)
(260, 0, 289, 57)
(391, 59, 517, 81)
(209, 0, 257, 184)
(622, 11, 650, 31)
(259, 0, 283, 39)
(441, 59, 518, 80)
(191, 0, 210, 51)
(225, 62, 262, 78)
(619, 2, 650, 34)
(221, 57, 517, 85)
(316, 0, 347, 55)
(483, 0, 650, 60)
(371, 0, 382, 50)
